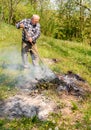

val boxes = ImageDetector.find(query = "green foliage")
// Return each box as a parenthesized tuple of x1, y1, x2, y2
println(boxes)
(74, 103, 91, 130)
(71, 102, 79, 111)
(83, 105, 91, 126)
(40, 10, 56, 37)
(0, 117, 57, 130)
(1, 0, 91, 42)
(14, 3, 35, 23)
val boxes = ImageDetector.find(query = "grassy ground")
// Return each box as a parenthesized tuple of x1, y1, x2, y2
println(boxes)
(0, 22, 91, 130)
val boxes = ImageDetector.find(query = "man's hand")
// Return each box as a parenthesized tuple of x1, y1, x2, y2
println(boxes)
(28, 37, 33, 43)
(20, 23, 24, 28)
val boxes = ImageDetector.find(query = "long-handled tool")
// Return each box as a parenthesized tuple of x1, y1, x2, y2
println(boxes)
(24, 28, 45, 65)
(24, 28, 57, 79)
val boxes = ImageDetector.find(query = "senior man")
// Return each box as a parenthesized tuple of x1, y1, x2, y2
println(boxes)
(16, 14, 41, 69)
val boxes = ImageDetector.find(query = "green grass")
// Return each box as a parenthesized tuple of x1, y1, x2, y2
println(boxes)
(39, 36, 91, 84)
(0, 117, 58, 130)
(0, 22, 91, 130)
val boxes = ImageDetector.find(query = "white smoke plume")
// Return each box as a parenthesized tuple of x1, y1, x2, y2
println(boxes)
(0, 47, 56, 90)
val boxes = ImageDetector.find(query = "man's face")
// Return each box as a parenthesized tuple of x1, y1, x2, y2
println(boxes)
(31, 18, 39, 25)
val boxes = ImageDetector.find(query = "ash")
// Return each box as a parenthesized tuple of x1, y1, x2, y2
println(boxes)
(1, 93, 55, 120)
(0, 65, 90, 120)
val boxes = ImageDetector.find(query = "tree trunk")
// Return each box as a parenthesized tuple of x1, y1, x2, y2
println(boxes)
(79, 0, 84, 37)
(8, 0, 13, 24)
(1, 5, 5, 21)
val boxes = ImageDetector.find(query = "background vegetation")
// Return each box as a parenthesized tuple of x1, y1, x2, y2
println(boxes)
(0, 0, 91, 43)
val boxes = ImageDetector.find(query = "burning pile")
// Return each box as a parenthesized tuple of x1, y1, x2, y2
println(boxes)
(16, 66, 90, 98)
(0, 65, 91, 120)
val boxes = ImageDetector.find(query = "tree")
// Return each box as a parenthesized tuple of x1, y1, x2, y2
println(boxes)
(0, 0, 22, 23)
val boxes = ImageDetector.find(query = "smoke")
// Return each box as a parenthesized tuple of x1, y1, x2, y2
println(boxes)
(0, 47, 56, 90)
(1, 47, 21, 70)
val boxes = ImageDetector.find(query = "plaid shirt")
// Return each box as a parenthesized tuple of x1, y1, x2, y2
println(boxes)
(16, 19, 41, 43)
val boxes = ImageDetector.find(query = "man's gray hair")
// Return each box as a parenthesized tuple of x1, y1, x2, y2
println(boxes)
(32, 14, 40, 20)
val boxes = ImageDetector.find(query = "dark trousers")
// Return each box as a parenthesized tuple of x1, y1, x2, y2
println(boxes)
(21, 41, 39, 67)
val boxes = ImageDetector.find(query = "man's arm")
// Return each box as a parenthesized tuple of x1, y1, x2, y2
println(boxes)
(16, 19, 26, 29)
(16, 19, 32, 43)
(28, 24, 41, 43)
